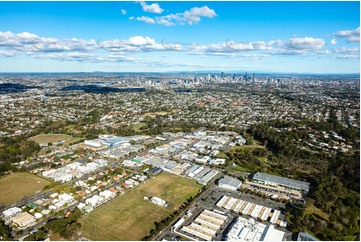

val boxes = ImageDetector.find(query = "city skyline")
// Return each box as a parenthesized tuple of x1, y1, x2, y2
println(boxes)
(0, 1, 359, 73)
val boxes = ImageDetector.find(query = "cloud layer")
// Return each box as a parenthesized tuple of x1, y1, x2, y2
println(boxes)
(0, 29, 359, 63)
(335, 27, 360, 42)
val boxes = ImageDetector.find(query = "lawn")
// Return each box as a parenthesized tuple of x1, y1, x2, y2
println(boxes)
(131, 123, 147, 132)
(143, 111, 170, 118)
(0, 172, 51, 205)
(228, 144, 265, 151)
(80, 172, 202, 241)
(230, 165, 252, 173)
(304, 203, 330, 220)
(28, 134, 72, 144)
(63, 137, 84, 146)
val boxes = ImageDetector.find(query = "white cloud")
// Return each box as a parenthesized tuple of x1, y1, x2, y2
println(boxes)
(0, 30, 358, 68)
(189, 40, 269, 56)
(101, 36, 181, 52)
(226, 41, 268, 51)
(121, 9, 127, 15)
(139, 1, 163, 14)
(189, 37, 327, 57)
(128, 36, 156, 45)
(0, 31, 57, 47)
(0, 31, 98, 53)
(156, 18, 175, 27)
(132, 5, 217, 26)
(157, 6, 216, 26)
(333, 47, 359, 55)
(335, 27, 360, 42)
(286, 37, 325, 50)
(183, 6, 217, 25)
(331, 38, 337, 45)
(132, 16, 155, 24)
(0, 50, 16, 57)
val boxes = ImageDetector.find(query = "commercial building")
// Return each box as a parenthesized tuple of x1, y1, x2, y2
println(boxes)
(218, 176, 242, 191)
(2, 207, 22, 222)
(192, 168, 219, 184)
(224, 216, 285, 241)
(216, 195, 285, 226)
(181, 209, 228, 241)
(251, 172, 310, 193)
(11, 212, 36, 229)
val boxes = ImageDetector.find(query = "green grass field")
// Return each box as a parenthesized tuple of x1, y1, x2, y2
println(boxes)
(63, 137, 84, 146)
(0, 172, 51, 205)
(143, 111, 170, 118)
(81, 172, 202, 241)
(29, 133, 72, 144)
(131, 123, 147, 132)
(228, 144, 266, 151)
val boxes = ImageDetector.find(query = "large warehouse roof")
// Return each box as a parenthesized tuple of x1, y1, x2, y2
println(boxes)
(252, 172, 310, 191)
(219, 176, 242, 188)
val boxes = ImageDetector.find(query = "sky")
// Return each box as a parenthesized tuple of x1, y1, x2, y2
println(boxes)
(0, 1, 359, 73)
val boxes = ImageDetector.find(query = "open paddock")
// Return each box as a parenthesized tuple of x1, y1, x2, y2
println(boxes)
(0, 172, 51, 205)
(81, 172, 202, 241)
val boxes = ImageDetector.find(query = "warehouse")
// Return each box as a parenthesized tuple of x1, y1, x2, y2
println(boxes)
(11, 212, 35, 228)
(216, 195, 285, 225)
(2, 207, 22, 222)
(218, 176, 242, 191)
(225, 217, 285, 241)
(251, 172, 310, 193)
(180, 209, 228, 241)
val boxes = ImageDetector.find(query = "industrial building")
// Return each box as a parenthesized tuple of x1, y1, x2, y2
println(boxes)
(218, 176, 242, 191)
(224, 217, 285, 241)
(11, 212, 36, 228)
(251, 172, 310, 193)
(180, 209, 228, 241)
(186, 166, 219, 184)
(297, 232, 319, 241)
(2, 207, 22, 222)
(216, 195, 286, 226)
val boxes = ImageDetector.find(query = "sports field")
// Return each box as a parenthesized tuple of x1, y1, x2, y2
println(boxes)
(81, 172, 202, 241)
(28, 134, 72, 143)
(0, 172, 51, 205)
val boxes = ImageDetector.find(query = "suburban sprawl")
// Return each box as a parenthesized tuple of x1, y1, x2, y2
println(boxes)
(0, 72, 359, 241)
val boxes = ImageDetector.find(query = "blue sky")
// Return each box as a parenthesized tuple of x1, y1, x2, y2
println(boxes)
(0, 1, 359, 73)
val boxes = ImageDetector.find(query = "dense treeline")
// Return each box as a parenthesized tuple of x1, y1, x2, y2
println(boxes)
(247, 118, 359, 241)
(0, 220, 11, 240)
(0, 136, 41, 175)
(46, 208, 82, 239)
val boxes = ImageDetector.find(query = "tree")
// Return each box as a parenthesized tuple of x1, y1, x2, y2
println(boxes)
(0, 220, 11, 240)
